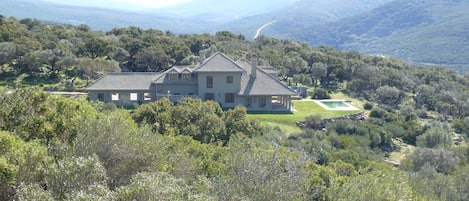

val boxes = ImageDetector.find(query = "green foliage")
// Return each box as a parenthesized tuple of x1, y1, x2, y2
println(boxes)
(327, 169, 420, 200)
(0, 88, 97, 145)
(393, 118, 425, 145)
(416, 123, 453, 149)
(369, 108, 385, 119)
(132, 97, 173, 134)
(326, 120, 396, 152)
(375, 85, 405, 108)
(132, 98, 259, 145)
(0, 131, 49, 200)
(363, 102, 373, 110)
(80, 37, 115, 59)
(302, 162, 336, 200)
(409, 165, 469, 201)
(215, 136, 307, 200)
(45, 155, 109, 200)
(327, 160, 358, 177)
(0, 88, 51, 141)
(311, 88, 331, 99)
(453, 117, 469, 137)
(73, 109, 146, 188)
(115, 172, 215, 201)
(73, 106, 228, 188)
(15, 183, 55, 201)
(401, 147, 459, 174)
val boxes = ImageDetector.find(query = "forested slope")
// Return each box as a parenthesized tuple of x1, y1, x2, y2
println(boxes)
(1, 16, 469, 200)
(289, 0, 469, 71)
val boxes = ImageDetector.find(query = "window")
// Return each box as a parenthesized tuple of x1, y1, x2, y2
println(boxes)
(205, 93, 215, 101)
(246, 98, 252, 107)
(169, 73, 178, 80)
(97, 93, 104, 101)
(259, 97, 266, 107)
(225, 93, 234, 103)
(182, 73, 191, 80)
(144, 93, 151, 101)
(226, 75, 233, 83)
(206, 76, 213, 88)
(130, 93, 138, 101)
(111, 93, 119, 101)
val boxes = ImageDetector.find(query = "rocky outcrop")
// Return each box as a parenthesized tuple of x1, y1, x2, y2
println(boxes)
(297, 111, 368, 130)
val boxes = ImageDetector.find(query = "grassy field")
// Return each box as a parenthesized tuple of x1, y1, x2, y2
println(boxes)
(248, 99, 361, 134)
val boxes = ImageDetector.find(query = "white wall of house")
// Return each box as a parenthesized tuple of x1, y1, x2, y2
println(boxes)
(88, 90, 153, 106)
(197, 72, 242, 108)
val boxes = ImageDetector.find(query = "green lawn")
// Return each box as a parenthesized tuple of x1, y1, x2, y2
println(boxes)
(248, 100, 360, 134)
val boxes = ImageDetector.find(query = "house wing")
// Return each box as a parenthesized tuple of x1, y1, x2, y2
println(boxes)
(193, 52, 246, 73)
(239, 69, 296, 96)
(85, 72, 161, 91)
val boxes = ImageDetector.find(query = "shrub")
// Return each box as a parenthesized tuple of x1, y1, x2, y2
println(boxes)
(369, 108, 386, 118)
(401, 148, 459, 174)
(416, 124, 452, 149)
(363, 102, 373, 110)
(311, 88, 331, 99)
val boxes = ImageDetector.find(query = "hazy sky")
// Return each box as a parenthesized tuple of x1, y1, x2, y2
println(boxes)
(43, 0, 193, 10)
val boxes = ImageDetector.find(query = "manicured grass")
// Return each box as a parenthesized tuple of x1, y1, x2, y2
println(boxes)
(248, 100, 360, 134)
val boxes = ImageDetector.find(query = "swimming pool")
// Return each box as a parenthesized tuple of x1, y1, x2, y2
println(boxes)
(313, 100, 359, 111)
(321, 101, 349, 108)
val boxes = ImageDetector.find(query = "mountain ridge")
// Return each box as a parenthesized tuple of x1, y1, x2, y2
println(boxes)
(1, 0, 468, 71)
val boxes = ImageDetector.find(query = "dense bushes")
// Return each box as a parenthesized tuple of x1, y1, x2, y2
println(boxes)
(310, 88, 331, 99)
(131, 98, 260, 145)
(0, 85, 468, 200)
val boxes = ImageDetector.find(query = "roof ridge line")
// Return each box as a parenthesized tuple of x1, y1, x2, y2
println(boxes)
(193, 52, 247, 73)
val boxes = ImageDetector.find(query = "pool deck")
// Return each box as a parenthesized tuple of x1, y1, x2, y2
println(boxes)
(313, 99, 359, 111)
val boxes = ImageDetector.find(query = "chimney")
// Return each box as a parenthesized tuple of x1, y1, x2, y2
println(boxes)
(199, 52, 206, 64)
(251, 53, 257, 78)
(241, 52, 247, 60)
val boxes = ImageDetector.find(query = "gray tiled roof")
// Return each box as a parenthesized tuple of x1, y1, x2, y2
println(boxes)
(235, 59, 280, 75)
(259, 66, 280, 75)
(153, 66, 196, 84)
(235, 58, 253, 75)
(239, 68, 296, 96)
(171, 66, 193, 73)
(193, 52, 246, 73)
(85, 72, 161, 91)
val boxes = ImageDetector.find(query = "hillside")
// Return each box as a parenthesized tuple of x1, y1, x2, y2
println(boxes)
(2, 0, 469, 71)
(288, 0, 469, 71)
(221, 0, 393, 39)
(0, 0, 211, 32)
(1, 15, 469, 200)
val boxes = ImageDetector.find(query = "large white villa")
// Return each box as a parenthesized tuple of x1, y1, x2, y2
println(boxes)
(85, 52, 296, 112)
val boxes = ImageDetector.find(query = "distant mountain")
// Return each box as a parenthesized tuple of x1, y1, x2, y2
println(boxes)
(0, 0, 213, 32)
(2, 0, 468, 71)
(220, 0, 394, 39)
(0, 0, 300, 31)
(0, 0, 390, 35)
(151, 0, 299, 22)
(281, 0, 469, 71)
